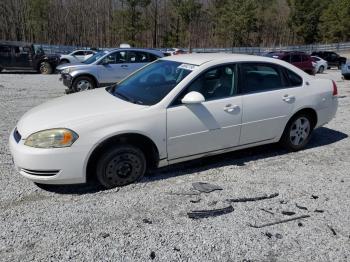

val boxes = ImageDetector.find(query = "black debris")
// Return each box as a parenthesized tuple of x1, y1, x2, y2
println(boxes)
(208, 201, 218, 206)
(227, 193, 279, 203)
(296, 204, 308, 210)
(187, 205, 234, 219)
(99, 233, 110, 238)
(282, 211, 296, 216)
(298, 222, 303, 227)
(167, 191, 200, 196)
(174, 247, 180, 252)
(311, 195, 319, 199)
(265, 232, 273, 238)
(327, 225, 337, 236)
(150, 251, 156, 260)
(341, 179, 345, 183)
(314, 209, 324, 213)
(260, 208, 274, 215)
(190, 198, 201, 203)
(192, 182, 223, 193)
(280, 200, 288, 204)
(275, 233, 283, 239)
(249, 215, 311, 228)
(142, 218, 153, 224)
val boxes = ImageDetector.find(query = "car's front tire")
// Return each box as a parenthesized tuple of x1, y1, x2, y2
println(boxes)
(72, 76, 96, 92)
(96, 145, 146, 188)
(280, 113, 314, 151)
(39, 62, 53, 74)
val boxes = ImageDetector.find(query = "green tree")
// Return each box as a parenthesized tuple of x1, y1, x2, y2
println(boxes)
(287, 0, 328, 44)
(319, 0, 350, 42)
(212, 0, 257, 47)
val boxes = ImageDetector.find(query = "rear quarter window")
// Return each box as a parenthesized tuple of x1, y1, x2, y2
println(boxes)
(286, 69, 303, 87)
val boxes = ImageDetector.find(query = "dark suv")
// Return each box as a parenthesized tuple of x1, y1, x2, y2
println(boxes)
(0, 41, 60, 74)
(311, 51, 346, 69)
(265, 51, 315, 75)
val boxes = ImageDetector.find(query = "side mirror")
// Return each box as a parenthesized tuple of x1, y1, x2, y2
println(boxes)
(181, 91, 205, 104)
(101, 59, 109, 65)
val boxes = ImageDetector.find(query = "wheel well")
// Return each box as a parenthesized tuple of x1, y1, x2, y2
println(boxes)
(292, 108, 318, 128)
(73, 74, 98, 87)
(60, 59, 70, 63)
(86, 133, 160, 182)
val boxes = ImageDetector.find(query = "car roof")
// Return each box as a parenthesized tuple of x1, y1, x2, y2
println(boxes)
(161, 53, 292, 66)
(107, 48, 164, 57)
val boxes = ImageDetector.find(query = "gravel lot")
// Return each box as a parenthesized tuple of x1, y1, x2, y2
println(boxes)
(0, 70, 350, 262)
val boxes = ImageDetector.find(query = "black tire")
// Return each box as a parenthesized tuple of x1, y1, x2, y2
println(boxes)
(318, 65, 324, 74)
(280, 113, 314, 151)
(338, 63, 344, 70)
(0, 66, 3, 73)
(96, 145, 146, 188)
(39, 62, 53, 74)
(344, 75, 350, 80)
(72, 76, 96, 92)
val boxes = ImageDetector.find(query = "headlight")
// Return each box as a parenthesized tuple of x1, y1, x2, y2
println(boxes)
(62, 67, 76, 74)
(24, 129, 78, 148)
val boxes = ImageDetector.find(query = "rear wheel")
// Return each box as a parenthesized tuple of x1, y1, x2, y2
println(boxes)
(96, 145, 146, 188)
(318, 65, 324, 74)
(72, 76, 96, 92)
(280, 114, 314, 151)
(39, 62, 53, 74)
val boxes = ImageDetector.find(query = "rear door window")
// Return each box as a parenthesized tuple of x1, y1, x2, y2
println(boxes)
(240, 63, 287, 94)
(291, 54, 301, 63)
(285, 69, 303, 87)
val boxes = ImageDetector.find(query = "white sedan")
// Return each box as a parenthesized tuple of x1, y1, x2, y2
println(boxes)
(9, 54, 338, 188)
(59, 50, 96, 64)
(311, 56, 328, 74)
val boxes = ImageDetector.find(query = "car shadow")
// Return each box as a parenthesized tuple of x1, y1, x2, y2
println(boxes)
(38, 127, 347, 194)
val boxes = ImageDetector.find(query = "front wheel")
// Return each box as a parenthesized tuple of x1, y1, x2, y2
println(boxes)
(72, 76, 96, 92)
(39, 62, 53, 74)
(96, 146, 147, 188)
(280, 114, 314, 151)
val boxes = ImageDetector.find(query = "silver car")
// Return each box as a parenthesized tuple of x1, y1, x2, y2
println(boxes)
(341, 62, 350, 80)
(59, 48, 164, 93)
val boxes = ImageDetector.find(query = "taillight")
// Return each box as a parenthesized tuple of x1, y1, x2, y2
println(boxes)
(332, 80, 338, 96)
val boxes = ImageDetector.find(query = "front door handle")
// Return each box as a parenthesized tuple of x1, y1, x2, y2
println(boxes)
(121, 64, 128, 68)
(224, 104, 240, 113)
(282, 94, 295, 102)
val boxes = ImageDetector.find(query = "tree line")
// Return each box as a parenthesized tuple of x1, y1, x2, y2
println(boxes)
(0, 0, 349, 49)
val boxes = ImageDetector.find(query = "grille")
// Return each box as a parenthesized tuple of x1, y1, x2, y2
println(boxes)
(13, 128, 21, 143)
(20, 168, 60, 176)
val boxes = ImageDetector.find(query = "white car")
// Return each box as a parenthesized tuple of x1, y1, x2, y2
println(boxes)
(59, 50, 96, 64)
(9, 54, 338, 188)
(311, 56, 328, 74)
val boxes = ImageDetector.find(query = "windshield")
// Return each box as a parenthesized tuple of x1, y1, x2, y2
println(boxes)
(83, 51, 108, 64)
(33, 45, 45, 55)
(109, 60, 194, 105)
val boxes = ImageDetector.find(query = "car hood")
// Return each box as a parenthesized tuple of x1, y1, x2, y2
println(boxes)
(56, 62, 85, 71)
(17, 88, 147, 138)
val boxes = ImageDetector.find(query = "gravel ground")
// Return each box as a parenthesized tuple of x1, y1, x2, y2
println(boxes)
(0, 70, 349, 262)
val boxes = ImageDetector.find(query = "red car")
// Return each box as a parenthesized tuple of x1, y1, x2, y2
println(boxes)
(265, 51, 315, 75)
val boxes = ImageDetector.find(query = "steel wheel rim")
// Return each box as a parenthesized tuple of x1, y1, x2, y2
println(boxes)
(76, 80, 92, 91)
(40, 64, 48, 74)
(290, 117, 310, 146)
(105, 153, 143, 185)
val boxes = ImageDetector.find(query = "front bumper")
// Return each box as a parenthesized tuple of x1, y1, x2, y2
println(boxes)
(9, 129, 89, 185)
(60, 73, 73, 88)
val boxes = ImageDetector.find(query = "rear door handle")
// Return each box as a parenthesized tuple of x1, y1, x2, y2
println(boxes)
(282, 95, 295, 102)
(224, 104, 240, 113)
(121, 64, 128, 68)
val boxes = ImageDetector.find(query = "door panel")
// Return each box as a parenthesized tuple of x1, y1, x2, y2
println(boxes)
(167, 97, 242, 160)
(239, 62, 296, 145)
(98, 51, 128, 84)
(167, 64, 242, 160)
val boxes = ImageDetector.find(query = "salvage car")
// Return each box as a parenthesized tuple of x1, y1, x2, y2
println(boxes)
(311, 51, 347, 69)
(265, 51, 315, 75)
(60, 48, 164, 93)
(311, 56, 328, 74)
(341, 62, 350, 80)
(59, 49, 96, 64)
(9, 54, 338, 188)
(0, 41, 60, 74)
